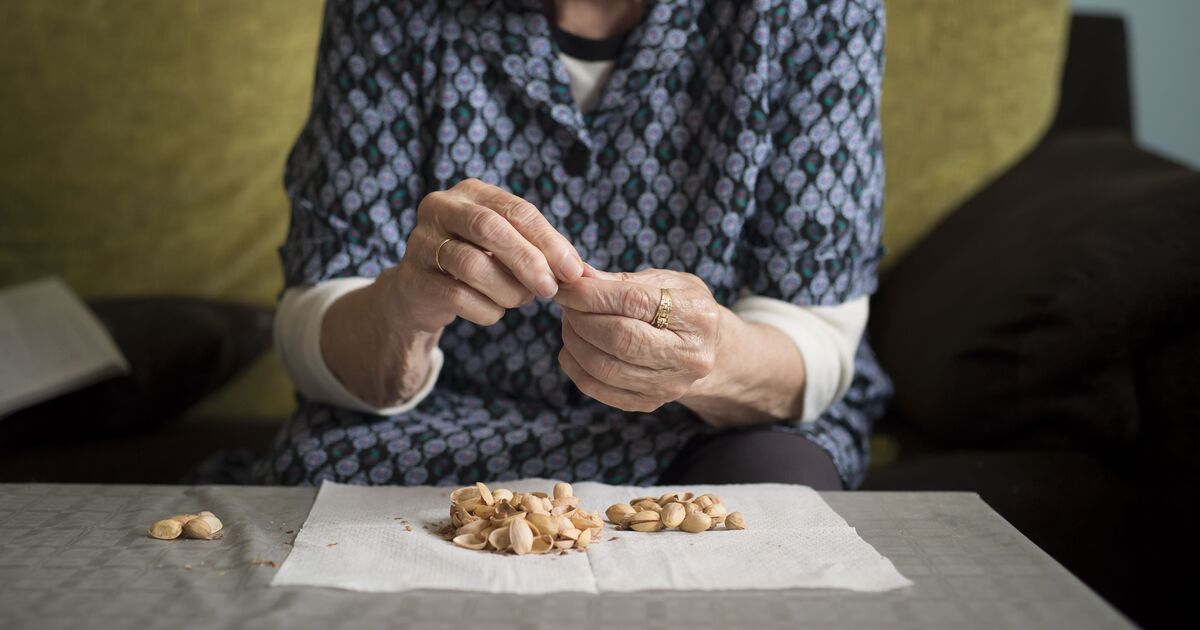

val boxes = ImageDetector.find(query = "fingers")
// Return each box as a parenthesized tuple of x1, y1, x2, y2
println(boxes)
(419, 272, 505, 327)
(558, 346, 662, 414)
(554, 277, 662, 322)
(464, 180, 584, 283)
(436, 238, 533, 309)
(561, 315, 664, 391)
(428, 196, 559, 298)
(560, 307, 675, 368)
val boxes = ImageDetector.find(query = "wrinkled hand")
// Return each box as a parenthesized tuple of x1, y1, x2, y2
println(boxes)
(386, 178, 584, 332)
(553, 267, 722, 413)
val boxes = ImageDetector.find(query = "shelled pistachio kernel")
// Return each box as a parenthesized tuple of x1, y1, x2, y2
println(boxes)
(724, 512, 747, 530)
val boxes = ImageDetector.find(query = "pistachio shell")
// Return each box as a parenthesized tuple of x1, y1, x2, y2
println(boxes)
(551, 496, 580, 509)
(527, 513, 559, 538)
(630, 496, 656, 505)
(658, 492, 679, 505)
(695, 496, 714, 509)
(661, 502, 686, 528)
(680, 512, 711, 533)
(531, 534, 554, 554)
(559, 527, 581, 541)
(576, 527, 593, 549)
(633, 500, 661, 512)
(520, 495, 541, 514)
(476, 482, 495, 506)
(553, 539, 575, 550)
(510, 517, 534, 555)
(456, 519, 489, 537)
(459, 496, 482, 513)
(492, 489, 514, 503)
(167, 513, 198, 525)
(487, 526, 511, 551)
(557, 515, 575, 532)
(453, 533, 487, 550)
(725, 512, 747, 530)
(148, 519, 183, 540)
(530, 491, 549, 499)
(541, 497, 554, 513)
(450, 486, 480, 503)
(553, 482, 573, 500)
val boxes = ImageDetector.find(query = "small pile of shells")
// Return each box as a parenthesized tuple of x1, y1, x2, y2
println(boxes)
(147, 511, 224, 540)
(448, 482, 605, 555)
(605, 492, 746, 533)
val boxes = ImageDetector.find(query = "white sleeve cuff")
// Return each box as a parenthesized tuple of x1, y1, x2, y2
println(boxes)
(275, 277, 443, 416)
(730, 293, 868, 423)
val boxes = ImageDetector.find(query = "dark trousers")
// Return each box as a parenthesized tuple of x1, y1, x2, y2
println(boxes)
(659, 428, 844, 490)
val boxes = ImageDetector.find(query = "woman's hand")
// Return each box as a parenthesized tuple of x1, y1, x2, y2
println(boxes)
(553, 267, 723, 414)
(384, 178, 584, 331)
(554, 266, 810, 427)
(322, 179, 584, 406)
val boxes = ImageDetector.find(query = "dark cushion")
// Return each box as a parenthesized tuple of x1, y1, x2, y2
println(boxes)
(870, 131, 1200, 448)
(0, 298, 272, 447)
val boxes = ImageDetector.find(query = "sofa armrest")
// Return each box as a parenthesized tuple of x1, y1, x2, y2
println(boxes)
(1052, 14, 1134, 135)
(870, 131, 1200, 448)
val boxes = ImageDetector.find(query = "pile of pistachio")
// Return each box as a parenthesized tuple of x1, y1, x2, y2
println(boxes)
(606, 492, 746, 533)
(147, 511, 224, 540)
(448, 482, 605, 555)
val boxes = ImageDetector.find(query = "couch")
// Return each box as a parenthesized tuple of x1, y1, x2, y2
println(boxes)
(1, 4, 1196, 627)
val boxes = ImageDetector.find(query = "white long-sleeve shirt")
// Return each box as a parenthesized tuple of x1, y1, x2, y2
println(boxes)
(275, 50, 867, 423)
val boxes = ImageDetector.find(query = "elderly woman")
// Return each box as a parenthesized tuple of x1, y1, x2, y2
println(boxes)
(262, 0, 889, 490)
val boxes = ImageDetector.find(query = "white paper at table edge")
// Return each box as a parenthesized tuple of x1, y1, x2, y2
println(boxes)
(272, 480, 912, 593)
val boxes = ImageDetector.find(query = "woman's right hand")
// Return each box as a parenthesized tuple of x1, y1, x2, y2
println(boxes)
(321, 179, 583, 407)
(386, 178, 585, 331)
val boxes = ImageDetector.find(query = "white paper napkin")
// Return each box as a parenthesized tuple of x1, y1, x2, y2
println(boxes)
(271, 479, 912, 594)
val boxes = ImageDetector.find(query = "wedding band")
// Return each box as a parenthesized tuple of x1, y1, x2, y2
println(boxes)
(434, 238, 454, 275)
(651, 288, 672, 329)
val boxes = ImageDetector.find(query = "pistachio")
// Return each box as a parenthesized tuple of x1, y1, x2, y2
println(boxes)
(148, 519, 183, 540)
(680, 512, 711, 533)
(703, 503, 728, 523)
(661, 502, 686, 529)
(182, 512, 223, 540)
(725, 512, 747, 530)
(695, 495, 714, 509)
(628, 511, 663, 532)
(448, 482, 606, 554)
(167, 513, 198, 525)
(605, 503, 636, 525)
(492, 488, 514, 503)
(553, 482, 573, 500)
(576, 527, 592, 549)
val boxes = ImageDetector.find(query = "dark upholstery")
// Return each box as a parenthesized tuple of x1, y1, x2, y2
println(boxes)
(864, 16, 1200, 628)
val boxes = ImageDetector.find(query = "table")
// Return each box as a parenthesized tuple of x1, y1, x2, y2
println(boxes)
(0, 485, 1131, 629)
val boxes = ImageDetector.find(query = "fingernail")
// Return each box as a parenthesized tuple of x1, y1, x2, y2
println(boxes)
(558, 253, 584, 281)
(536, 273, 558, 298)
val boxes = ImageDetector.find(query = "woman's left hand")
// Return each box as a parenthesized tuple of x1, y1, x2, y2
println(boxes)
(553, 267, 723, 413)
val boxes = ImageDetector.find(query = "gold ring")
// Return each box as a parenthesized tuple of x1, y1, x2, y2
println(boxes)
(651, 288, 672, 329)
(434, 238, 454, 275)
